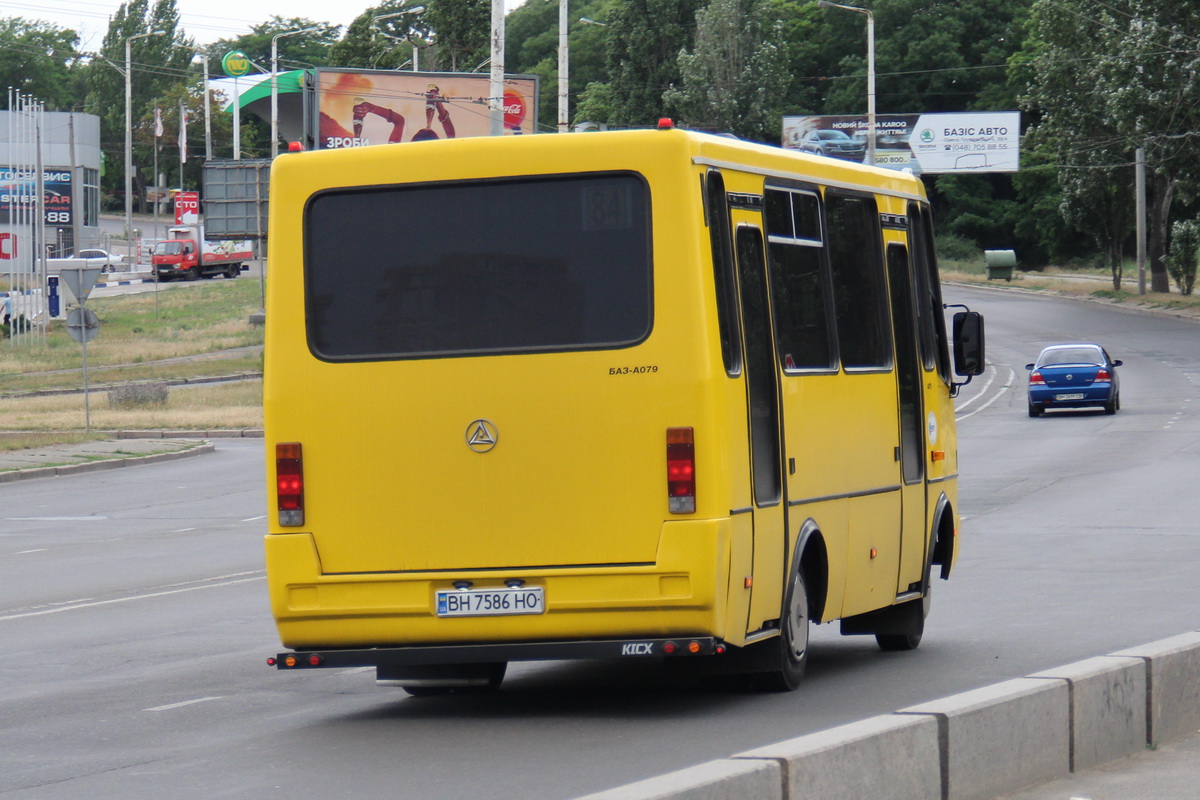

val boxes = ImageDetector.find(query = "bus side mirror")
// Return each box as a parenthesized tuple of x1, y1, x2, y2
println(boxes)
(952, 311, 985, 377)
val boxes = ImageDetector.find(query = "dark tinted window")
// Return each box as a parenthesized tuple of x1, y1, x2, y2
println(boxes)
(764, 187, 835, 371)
(305, 174, 652, 360)
(827, 193, 891, 369)
(706, 170, 741, 375)
(908, 202, 950, 381)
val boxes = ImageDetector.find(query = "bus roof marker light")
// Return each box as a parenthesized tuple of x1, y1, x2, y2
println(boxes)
(658, 118, 674, 129)
(667, 427, 696, 514)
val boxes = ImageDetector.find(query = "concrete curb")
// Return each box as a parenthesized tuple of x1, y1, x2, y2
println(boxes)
(573, 632, 1200, 800)
(0, 441, 216, 484)
(111, 429, 263, 439)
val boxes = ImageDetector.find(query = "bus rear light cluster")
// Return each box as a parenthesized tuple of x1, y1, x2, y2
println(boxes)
(667, 427, 696, 514)
(276, 442, 305, 527)
(662, 640, 723, 656)
(271, 653, 323, 668)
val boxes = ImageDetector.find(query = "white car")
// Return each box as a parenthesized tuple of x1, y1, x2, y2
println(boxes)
(73, 249, 127, 273)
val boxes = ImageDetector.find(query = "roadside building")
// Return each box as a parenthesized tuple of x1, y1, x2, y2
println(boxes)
(1, 110, 103, 262)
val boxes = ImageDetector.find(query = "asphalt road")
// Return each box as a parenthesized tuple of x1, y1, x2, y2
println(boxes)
(3, 285, 1199, 798)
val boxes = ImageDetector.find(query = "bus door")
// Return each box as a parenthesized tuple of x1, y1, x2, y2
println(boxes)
(886, 241, 928, 594)
(733, 222, 787, 631)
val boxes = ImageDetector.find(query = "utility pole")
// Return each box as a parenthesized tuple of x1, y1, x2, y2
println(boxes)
(1136, 146, 1146, 296)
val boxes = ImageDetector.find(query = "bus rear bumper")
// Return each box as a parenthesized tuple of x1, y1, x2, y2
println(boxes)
(271, 636, 726, 671)
(264, 521, 733, 648)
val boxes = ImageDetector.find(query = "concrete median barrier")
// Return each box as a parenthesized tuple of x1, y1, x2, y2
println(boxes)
(735, 713, 941, 800)
(572, 758, 782, 800)
(898, 678, 1070, 800)
(1028, 656, 1146, 771)
(571, 632, 1200, 800)
(1112, 631, 1200, 745)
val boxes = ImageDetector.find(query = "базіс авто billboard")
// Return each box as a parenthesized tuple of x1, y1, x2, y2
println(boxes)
(783, 112, 1020, 174)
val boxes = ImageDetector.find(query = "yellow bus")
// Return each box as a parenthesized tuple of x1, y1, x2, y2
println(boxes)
(263, 126, 984, 693)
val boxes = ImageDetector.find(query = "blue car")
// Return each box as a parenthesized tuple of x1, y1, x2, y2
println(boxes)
(1026, 343, 1122, 417)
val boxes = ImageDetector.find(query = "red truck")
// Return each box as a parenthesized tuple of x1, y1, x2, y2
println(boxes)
(152, 225, 254, 281)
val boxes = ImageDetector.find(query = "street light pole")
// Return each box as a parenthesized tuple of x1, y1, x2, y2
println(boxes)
(558, 0, 568, 133)
(818, 1, 875, 167)
(169, 43, 211, 162)
(271, 27, 319, 158)
(202, 53, 211, 160)
(125, 29, 165, 248)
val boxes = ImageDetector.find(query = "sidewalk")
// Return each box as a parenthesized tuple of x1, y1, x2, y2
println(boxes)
(995, 730, 1200, 800)
(0, 437, 219, 483)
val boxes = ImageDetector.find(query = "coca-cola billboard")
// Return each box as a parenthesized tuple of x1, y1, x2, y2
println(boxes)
(314, 69, 539, 149)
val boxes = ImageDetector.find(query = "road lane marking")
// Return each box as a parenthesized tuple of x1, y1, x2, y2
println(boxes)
(8, 520, 109, 525)
(242, 515, 266, 522)
(145, 696, 222, 712)
(15, 549, 47, 554)
(957, 365, 1015, 420)
(0, 571, 265, 622)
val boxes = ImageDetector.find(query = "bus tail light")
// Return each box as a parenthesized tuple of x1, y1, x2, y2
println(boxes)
(276, 442, 305, 527)
(1029, 370, 1045, 385)
(667, 427, 696, 514)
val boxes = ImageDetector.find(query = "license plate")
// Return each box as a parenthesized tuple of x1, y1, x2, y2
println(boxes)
(1055, 393, 1085, 401)
(436, 586, 545, 618)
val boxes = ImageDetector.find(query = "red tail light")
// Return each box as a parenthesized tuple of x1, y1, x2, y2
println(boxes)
(1029, 370, 1045, 385)
(1095, 367, 1111, 382)
(276, 442, 304, 526)
(667, 427, 696, 514)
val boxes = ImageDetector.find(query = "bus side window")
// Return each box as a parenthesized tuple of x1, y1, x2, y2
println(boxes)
(706, 170, 742, 376)
(826, 192, 891, 370)
(908, 202, 951, 383)
(763, 187, 836, 371)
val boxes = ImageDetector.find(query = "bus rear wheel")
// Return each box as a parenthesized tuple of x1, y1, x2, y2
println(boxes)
(752, 568, 810, 692)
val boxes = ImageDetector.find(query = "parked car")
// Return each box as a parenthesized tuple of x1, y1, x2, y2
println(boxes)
(1026, 343, 1122, 417)
(49, 249, 127, 273)
(799, 129, 867, 162)
(74, 248, 127, 273)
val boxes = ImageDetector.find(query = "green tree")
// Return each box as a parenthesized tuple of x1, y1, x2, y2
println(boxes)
(329, 2, 428, 70)
(663, 0, 791, 142)
(204, 16, 340, 70)
(1017, 0, 1200, 292)
(819, 0, 1029, 115)
(505, 0, 617, 131)
(83, 0, 195, 211)
(597, 0, 703, 127)
(0, 18, 82, 110)
(1167, 219, 1198, 296)
(423, 0, 489, 72)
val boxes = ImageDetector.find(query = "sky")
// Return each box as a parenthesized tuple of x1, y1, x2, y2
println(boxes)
(0, 0, 527, 51)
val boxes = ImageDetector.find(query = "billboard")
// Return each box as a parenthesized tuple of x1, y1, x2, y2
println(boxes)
(0, 167, 73, 225)
(782, 112, 1020, 174)
(314, 69, 539, 149)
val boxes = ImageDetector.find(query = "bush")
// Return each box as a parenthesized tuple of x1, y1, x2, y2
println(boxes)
(936, 234, 984, 272)
(1167, 219, 1199, 296)
(107, 382, 170, 408)
(1, 314, 32, 339)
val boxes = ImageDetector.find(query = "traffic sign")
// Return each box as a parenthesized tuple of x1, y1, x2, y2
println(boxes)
(66, 308, 100, 343)
(58, 266, 103, 303)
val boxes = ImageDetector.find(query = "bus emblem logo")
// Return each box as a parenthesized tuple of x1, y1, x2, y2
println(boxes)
(466, 420, 498, 453)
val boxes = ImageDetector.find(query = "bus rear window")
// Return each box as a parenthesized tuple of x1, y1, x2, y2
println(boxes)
(304, 173, 652, 360)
